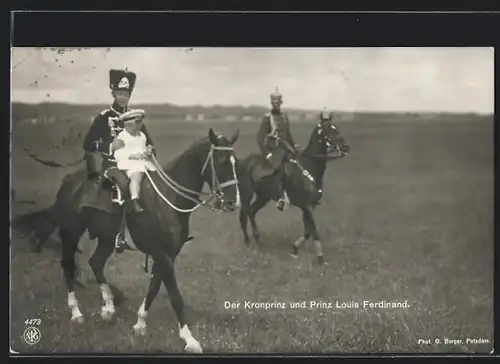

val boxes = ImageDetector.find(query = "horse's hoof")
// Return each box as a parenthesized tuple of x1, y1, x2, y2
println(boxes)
(185, 339, 203, 354)
(71, 314, 84, 324)
(290, 245, 299, 257)
(133, 323, 147, 336)
(101, 307, 115, 321)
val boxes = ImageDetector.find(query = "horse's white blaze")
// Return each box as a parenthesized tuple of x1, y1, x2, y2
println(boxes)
(133, 299, 148, 335)
(179, 324, 203, 353)
(229, 155, 240, 208)
(99, 283, 115, 320)
(67, 292, 84, 322)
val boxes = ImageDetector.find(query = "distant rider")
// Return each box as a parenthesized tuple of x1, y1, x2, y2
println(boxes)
(255, 88, 300, 211)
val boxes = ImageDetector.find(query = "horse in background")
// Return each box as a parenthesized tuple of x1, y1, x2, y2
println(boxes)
(237, 117, 349, 264)
(12, 128, 240, 353)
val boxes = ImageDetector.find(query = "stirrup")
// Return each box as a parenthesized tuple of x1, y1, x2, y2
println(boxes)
(115, 233, 135, 253)
(114, 233, 124, 249)
(112, 185, 125, 205)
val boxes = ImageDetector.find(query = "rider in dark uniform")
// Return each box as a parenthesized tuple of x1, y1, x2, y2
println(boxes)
(82, 68, 155, 252)
(256, 88, 300, 211)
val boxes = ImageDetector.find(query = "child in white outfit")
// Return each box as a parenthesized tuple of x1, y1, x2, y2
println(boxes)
(113, 109, 157, 212)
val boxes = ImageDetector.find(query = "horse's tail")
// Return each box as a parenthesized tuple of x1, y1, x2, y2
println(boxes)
(22, 147, 85, 168)
(11, 206, 59, 251)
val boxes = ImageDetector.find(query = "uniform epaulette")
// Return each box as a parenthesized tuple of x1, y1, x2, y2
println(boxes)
(100, 108, 111, 116)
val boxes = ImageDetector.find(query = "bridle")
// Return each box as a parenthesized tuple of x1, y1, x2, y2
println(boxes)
(201, 145, 240, 206)
(306, 123, 345, 159)
(144, 144, 240, 213)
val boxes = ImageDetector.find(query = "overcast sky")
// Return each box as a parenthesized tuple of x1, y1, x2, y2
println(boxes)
(11, 47, 494, 113)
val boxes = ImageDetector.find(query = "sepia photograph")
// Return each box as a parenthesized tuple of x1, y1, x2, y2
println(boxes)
(10, 47, 494, 354)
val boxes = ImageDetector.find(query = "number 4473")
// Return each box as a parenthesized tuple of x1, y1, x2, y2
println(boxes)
(25, 319, 41, 326)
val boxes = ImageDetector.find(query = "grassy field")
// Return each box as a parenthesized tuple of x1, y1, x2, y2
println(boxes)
(10, 115, 494, 354)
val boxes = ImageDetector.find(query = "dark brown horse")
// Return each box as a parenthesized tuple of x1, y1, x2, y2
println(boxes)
(237, 119, 349, 264)
(12, 128, 240, 353)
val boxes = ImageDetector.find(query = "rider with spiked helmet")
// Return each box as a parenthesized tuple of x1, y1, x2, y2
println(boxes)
(256, 87, 300, 211)
(319, 107, 334, 122)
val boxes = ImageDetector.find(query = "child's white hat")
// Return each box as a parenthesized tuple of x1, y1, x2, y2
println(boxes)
(119, 109, 145, 124)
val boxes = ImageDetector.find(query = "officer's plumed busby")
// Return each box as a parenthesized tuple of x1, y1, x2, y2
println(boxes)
(109, 69, 137, 94)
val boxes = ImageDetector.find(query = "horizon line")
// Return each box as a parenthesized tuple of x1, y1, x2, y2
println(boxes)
(10, 101, 493, 116)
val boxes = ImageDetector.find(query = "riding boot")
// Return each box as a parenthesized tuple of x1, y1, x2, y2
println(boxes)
(276, 167, 288, 211)
(88, 172, 102, 184)
(115, 205, 135, 253)
(131, 198, 145, 213)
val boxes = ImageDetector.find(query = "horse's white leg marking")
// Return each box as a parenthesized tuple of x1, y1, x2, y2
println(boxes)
(290, 236, 307, 258)
(68, 292, 84, 323)
(294, 236, 307, 249)
(132, 299, 148, 336)
(314, 240, 325, 263)
(179, 323, 203, 353)
(99, 283, 115, 321)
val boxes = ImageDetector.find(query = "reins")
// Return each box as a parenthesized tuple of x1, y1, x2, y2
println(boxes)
(144, 145, 239, 214)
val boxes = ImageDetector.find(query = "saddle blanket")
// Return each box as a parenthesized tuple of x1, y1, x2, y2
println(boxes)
(78, 179, 123, 214)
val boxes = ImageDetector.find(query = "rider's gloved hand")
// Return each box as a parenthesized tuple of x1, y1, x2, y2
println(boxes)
(266, 153, 272, 160)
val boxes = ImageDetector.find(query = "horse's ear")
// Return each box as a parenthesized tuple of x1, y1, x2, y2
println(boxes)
(229, 128, 239, 146)
(208, 128, 218, 145)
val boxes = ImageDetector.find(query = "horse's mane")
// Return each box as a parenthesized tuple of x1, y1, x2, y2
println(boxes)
(161, 136, 211, 172)
(300, 124, 322, 158)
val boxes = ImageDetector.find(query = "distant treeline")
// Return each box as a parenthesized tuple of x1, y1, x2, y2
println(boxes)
(11, 102, 491, 124)
(11, 102, 323, 123)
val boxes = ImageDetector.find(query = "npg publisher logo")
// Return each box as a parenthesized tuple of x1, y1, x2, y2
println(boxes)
(23, 327, 41, 345)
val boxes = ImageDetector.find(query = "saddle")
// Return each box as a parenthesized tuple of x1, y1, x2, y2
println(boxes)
(251, 148, 291, 182)
(77, 172, 126, 214)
